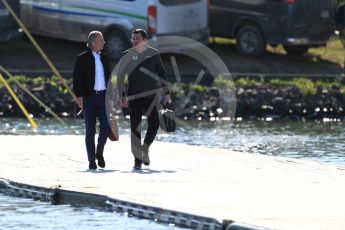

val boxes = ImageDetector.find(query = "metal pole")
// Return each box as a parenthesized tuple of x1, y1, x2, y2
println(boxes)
(0, 65, 78, 134)
(0, 73, 38, 129)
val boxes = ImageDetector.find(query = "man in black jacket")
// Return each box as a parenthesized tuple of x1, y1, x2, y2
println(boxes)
(73, 31, 111, 170)
(117, 29, 171, 170)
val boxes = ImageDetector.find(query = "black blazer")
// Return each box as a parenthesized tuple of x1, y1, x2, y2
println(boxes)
(73, 49, 111, 97)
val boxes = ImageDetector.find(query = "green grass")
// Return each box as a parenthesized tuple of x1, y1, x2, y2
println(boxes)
(0, 75, 72, 94)
(211, 35, 345, 67)
(308, 36, 345, 65)
(214, 74, 236, 88)
(233, 77, 260, 87)
(0, 75, 26, 87)
(242, 77, 345, 96)
(1, 75, 344, 98)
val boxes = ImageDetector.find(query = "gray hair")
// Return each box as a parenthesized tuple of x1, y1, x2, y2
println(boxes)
(87, 31, 103, 48)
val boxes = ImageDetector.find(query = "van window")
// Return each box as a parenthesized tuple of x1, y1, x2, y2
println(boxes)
(159, 0, 201, 6)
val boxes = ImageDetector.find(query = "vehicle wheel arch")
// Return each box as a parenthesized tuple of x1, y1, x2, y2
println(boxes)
(103, 25, 131, 41)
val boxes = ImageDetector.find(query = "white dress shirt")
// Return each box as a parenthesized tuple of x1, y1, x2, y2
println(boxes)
(92, 51, 106, 91)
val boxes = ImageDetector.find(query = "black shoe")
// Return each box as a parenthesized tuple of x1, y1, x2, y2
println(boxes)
(133, 159, 142, 170)
(96, 154, 105, 168)
(89, 161, 97, 170)
(133, 165, 142, 170)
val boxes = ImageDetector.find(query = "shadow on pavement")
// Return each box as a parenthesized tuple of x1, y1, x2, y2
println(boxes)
(122, 169, 176, 174)
(77, 169, 119, 173)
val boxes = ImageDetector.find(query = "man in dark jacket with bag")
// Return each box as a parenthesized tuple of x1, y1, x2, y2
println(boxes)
(73, 31, 111, 170)
(117, 29, 171, 170)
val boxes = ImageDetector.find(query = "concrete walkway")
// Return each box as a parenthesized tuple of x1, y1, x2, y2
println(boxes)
(1, 135, 345, 229)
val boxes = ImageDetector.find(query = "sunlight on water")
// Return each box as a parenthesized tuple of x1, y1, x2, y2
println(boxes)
(1, 118, 345, 166)
(0, 194, 186, 230)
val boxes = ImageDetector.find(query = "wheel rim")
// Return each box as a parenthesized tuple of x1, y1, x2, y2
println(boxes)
(106, 35, 126, 59)
(239, 31, 258, 53)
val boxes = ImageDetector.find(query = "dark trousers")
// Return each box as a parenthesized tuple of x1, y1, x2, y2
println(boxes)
(83, 93, 110, 162)
(129, 96, 159, 163)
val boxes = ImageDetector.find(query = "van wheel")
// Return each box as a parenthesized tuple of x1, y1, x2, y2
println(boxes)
(283, 45, 309, 56)
(104, 30, 129, 61)
(236, 25, 266, 57)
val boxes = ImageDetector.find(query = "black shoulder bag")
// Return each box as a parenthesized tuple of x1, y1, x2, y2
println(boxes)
(159, 103, 176, 132)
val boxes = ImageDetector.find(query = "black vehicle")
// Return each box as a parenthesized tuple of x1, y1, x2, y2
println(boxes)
(0, 0, 21, 42)
(209, 0, 339, 57)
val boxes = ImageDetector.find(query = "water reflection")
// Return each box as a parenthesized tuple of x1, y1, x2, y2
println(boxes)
(0, 194, 185, 230)
(1, 118, 345, 166)
(156, 120, 345, 166)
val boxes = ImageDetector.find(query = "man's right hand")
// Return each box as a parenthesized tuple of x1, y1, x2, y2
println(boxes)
(76, 97, 83, 108)
(120, 97, 128, 108)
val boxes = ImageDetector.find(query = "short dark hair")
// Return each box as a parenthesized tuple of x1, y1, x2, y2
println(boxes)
(132, 29, 147, 39)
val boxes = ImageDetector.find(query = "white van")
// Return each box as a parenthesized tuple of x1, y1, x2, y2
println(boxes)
(0, 0, 22, 42)
(20, 0, 209, 60)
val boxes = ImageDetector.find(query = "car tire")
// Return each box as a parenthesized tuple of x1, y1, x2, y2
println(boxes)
(283, 45, 310, 56)
(104, 30, 130, 61)
(236, 25, 266, 57)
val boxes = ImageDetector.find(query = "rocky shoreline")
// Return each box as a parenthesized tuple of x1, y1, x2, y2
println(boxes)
(235, 85, 345, 120)
(1, 78, 345, 120)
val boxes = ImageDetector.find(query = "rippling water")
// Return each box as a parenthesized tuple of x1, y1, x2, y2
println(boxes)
(1, 117, 345, 167)
(0, 118, 345, 166)
(156, 120, 345, 166)
(0, 194, 185, 230)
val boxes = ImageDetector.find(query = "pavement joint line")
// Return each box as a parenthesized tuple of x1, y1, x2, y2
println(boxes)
(0, 177, 268, 230)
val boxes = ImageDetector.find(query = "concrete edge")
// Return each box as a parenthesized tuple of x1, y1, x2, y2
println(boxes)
(0, 178, 267, 230)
